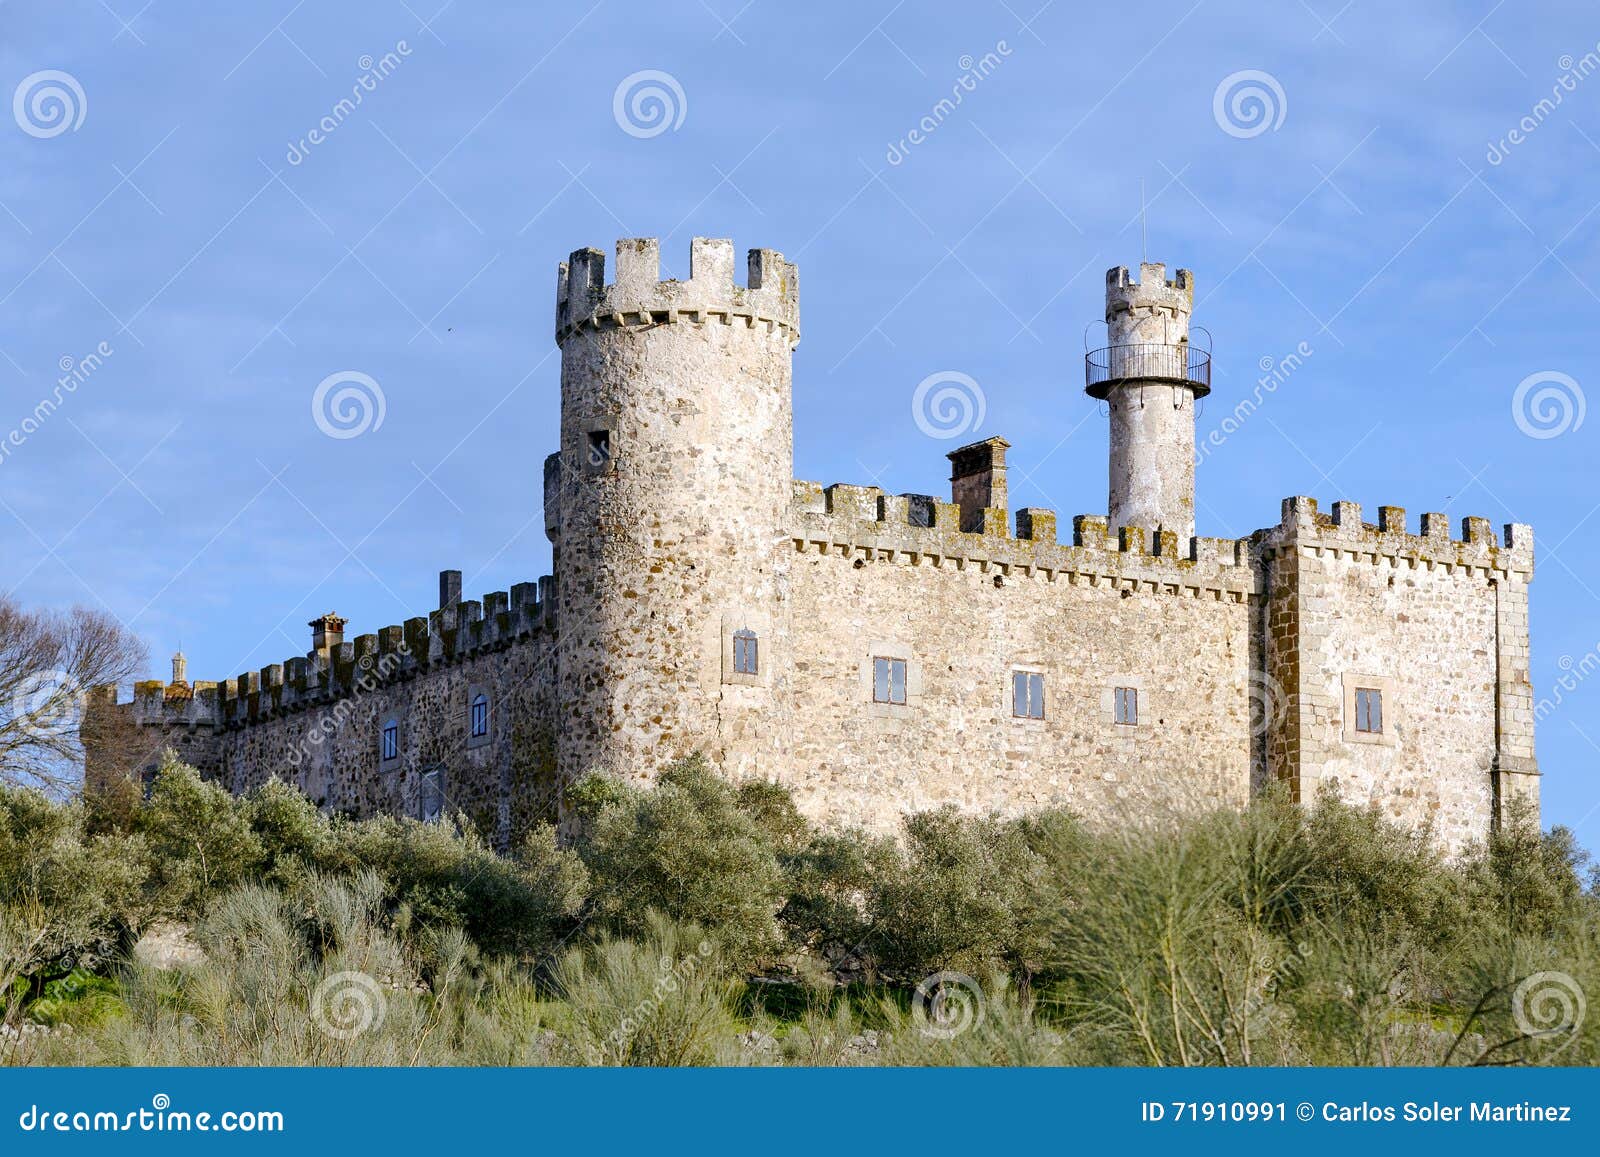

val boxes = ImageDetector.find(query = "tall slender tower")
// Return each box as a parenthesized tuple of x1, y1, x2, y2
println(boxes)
(1086, 262, 1208, 544)
(551, 237, 800, 787)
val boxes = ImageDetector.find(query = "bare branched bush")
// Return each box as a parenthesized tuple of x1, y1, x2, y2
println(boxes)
(0, 598, 145, 795)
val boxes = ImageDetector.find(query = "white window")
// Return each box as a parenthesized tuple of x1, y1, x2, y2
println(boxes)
(721, 612, 770, 687)
(1354, 687, 1383, 734)
(1341, 674, 1396, 747)
(469, 692, 489, 738)
(873, 656, 908, 705)
(1113, 686, 1138, 726)
(381, 719, 399, 761)
(420, 768, 444, 824)
(862, 642, 918, 716)
(733, 629, 758, 676)
(1012, 670, 1045, 719)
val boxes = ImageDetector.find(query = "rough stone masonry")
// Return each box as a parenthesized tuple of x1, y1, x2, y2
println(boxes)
(86, 242, 1540, 855)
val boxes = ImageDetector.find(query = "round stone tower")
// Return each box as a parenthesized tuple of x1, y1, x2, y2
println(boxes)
(551, 237, 800, 788)
(1086, 262, 1208, 545)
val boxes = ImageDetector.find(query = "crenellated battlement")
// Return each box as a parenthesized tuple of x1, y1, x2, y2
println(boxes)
(789, 480, 1538, 596)
(93, 575, 558, 729)
(1259, 496, 1535, 579)
(1105, 262, 1194, 334)
(102, 679, 222, 731)
(555, 237, 799, 347)
(789, 479, 1258, 601)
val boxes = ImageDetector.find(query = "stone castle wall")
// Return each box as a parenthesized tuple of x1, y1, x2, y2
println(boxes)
(550, 238, 799, 790)
(214, 631, 561, 841)
(89, 583, 562, 846)
(1260, 498, 1537, 852)
(85, 237, 1541, 857)
(777, 482, 1258, 832)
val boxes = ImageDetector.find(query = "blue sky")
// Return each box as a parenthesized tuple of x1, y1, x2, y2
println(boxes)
(1, 1, 1597, 843)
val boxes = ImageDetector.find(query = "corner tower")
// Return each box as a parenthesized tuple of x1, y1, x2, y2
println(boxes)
(551, 237, 800, 788)
(1086, 262, 1209, 544)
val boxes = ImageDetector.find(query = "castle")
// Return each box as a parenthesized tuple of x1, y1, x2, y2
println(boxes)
(85, 238, 1541, 853)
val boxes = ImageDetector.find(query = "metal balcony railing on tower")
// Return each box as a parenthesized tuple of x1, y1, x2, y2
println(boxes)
(1085, 342, 1211, 399)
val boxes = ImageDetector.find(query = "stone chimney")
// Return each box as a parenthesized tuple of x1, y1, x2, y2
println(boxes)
(310, 613, 347, 653)
(946, 436, 1010, 534)
(439, 569, 462, 608)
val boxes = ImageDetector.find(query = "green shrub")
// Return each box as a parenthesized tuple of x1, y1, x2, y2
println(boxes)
(5, 750, 1598, 1069)
(736, 780, 811, 852)
(874, 975, 1070, 1066)
(865, 808, 1047, 984)
(1040, 817, 1297, 1065)
(242, 778, 353, 888)
(1282, 914, 1437, 1066)
(779, 830, 889, 968)
(574, 757, 787, 971)
(339, 815, 586, 961)
(1296, 787, 1461, 944)
(85, 875, 465, 1066)
(0, 783, 150, 1000)
(134, 758, 263, 915)
(24, 968, 121, 1028)
(1463, 810, 1588, 938)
